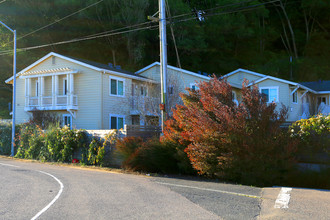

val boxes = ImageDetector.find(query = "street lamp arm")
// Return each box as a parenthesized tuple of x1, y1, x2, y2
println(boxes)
(0, 20, 15, 33)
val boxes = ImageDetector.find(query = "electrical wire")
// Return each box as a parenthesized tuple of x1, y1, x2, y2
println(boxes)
(0, 0, 7, 4)
(170, 0, 258, 19)
(0, 0, 281, 57)
(0, 24, 158, 56)
(172, 0, 280, 24)
(2, 0, 104, 47)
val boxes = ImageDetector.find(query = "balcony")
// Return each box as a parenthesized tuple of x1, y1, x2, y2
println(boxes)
(25, 95, 78, 111)
(21, 68, 78, 112)
(130, 96, 159, 115)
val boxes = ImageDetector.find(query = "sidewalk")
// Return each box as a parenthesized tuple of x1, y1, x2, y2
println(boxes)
(259, 187, 330, 219)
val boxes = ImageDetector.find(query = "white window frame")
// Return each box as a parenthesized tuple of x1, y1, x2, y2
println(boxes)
(318, 96, 328, 105)
(140, 85, 148, 96)
(109, 114, 125, 130)
(232, 91, 237, 100)
(168, 85, 174, 95)
(109, 76, 125, 97)
(292, 91, 298, 104)
(62, 114, 72, 129)
(190, 83, 199, 91)
(259, 86, 279, 103)
(63, 78, 68, 95)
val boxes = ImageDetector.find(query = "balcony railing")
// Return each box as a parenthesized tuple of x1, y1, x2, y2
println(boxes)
(130, 96, 159, 114)
(25, 95, 78, 111)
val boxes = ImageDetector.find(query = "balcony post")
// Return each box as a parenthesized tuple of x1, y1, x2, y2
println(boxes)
(25, 78, 30, 107)
(66, 74, 69, 106)
(55, 75, 59, 105)
(52, 75, 55, 106)
(69, 73, 74, 106)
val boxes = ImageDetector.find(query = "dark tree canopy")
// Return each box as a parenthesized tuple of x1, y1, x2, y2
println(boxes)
(0, 0, 329, 117)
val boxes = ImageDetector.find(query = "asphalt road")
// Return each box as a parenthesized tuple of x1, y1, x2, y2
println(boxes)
(0, 157, 329, 220)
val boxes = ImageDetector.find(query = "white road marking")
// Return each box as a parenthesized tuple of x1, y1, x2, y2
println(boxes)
(155, 181, 262, 199)
(0, 162, 64, 220)
(31, 170, 64, 220)
(0, 162, 20, 168)
(274, 187, 292, 209)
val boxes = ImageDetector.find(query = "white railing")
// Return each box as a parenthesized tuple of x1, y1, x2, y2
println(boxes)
(56, 95, 67, 106)
(42, 96, 52, 106)
(25, 95, 78, 109)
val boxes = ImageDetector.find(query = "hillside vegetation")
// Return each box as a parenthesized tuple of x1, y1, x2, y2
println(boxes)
(0, 0, 329, 114)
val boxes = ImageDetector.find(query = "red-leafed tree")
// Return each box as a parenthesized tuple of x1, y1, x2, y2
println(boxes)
(163, 76, 298, 185)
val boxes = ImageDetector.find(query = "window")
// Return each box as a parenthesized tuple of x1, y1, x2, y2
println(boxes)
(168, 85, 174, 95)
(132, 115, 140, 125)
(260, 87, 278, 102)
(63, 78, 68, 95)
(232, 91, 237, 100)
(62, 114, 72, 129)
(110, 77, 124, 96)
(140, 85, 147, 96)
(318, 96, 327, 105)
(190, 83, 199, 91)
(110, 115, 125, 129)
(35, 81, 39, 96)
(292, 91, 298, 104)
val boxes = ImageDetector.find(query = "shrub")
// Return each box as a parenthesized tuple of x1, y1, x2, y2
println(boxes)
(115, 136, 191, 174)
(16, 122, 40, 159)
(16, 123, 86, 163)
(88, 138, 105, 166)
(163, 76, 298, 186)
(30, 110, 60, 129)
(290, 114, 330, 163)
(0, 124, 12, 155)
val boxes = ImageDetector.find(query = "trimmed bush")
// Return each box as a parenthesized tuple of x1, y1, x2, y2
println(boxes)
(0, 124, 12, 155)
(16, 123, 87, 163)
(115, 137, 190, 174)
(290, 114, 330, 163)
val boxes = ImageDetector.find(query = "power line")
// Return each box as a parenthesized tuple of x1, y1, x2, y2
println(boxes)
(0, 24, 157, 56)
(2, 0, 104, 47)
(0, 0, 7, 4)
(170, 0, 259, 19)
(0, 0, 281, 57)
(172, 0, 280, 24)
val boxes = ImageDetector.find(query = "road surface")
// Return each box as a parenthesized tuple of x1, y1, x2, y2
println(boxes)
(0, 157, 329, 219)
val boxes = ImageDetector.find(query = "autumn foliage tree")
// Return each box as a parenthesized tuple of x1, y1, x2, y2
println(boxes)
(164, 76, 298, 185)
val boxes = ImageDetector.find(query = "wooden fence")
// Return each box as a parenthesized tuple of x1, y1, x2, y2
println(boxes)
(125, 125, 162, 140)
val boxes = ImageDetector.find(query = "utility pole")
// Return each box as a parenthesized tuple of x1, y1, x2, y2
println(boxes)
(159, 0, 167, 132)
(0, 21, 16, 157)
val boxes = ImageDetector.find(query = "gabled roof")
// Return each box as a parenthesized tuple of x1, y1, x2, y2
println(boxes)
(248, 75, 298, 86)
(5, 52, 154, 84)
(135, 62, 210, 80)
(300, 80, 330, 93)
(222, 68, 267, 78)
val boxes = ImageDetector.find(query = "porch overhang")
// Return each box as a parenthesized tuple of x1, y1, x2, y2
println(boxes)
(5, 68, 78, 84)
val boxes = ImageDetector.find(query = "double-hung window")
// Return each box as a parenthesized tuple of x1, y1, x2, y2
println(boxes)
(292, 91, 298, 104)
(190, 83, 199, 91)
(168, 85, 174, 95)
(110, 115, 125, 130)
(110, 76, 124, 96)
(260, 87, 279, 103)
(62, 114, 72, 129)
(140, 85, 147, 96)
